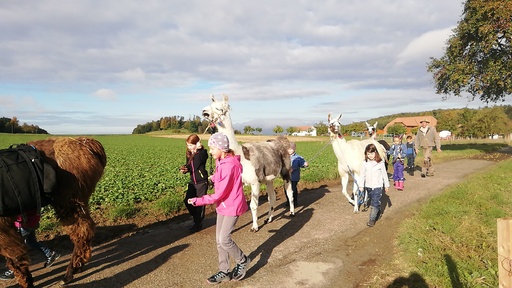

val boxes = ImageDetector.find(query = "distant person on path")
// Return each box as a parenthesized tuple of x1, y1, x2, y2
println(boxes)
(414, 119, 442, 178)
(388, 135, 407, 191)
(287, 142, 308, 207)
(405, 135, 417, 176)
(180, 134, 209, 233)
(360, 144, 390, 227)
(0, 210, 61, 280)
(188, 132, 250, 284)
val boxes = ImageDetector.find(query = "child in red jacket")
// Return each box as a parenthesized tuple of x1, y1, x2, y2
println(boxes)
(188, 132, 250, 284)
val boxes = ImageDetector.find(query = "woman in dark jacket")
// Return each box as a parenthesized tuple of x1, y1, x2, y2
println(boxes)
(180, 134, 209, 232)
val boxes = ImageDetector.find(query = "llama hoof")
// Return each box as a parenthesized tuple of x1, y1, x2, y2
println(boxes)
(249, 227, 259, 233)
(289, 212, 295, 217)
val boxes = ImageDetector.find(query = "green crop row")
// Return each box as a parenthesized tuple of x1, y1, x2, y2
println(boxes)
(0, 134, 339, 211)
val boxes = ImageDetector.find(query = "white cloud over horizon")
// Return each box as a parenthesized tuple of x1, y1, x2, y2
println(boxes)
(0, 0, 508, 135)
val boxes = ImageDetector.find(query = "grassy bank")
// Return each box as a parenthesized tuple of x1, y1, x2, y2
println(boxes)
(376, 158, 512, 287)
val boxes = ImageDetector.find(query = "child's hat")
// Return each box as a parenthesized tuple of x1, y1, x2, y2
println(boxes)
(208, 132, 230, 152)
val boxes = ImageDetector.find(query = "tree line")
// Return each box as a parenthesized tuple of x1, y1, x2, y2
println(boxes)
(134, 105, 512, 138)
(0, 117, 49, 134)
(334, 105, 512, 138)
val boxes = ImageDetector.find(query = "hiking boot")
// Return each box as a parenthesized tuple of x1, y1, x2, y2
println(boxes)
(207, 271, 231, 284)
(231, 255, 250, 281)
(421, 174, 426, 178)
(44, 251, 61, 268)
(367, 220, 375, 227)
(0, 270, 14, 280)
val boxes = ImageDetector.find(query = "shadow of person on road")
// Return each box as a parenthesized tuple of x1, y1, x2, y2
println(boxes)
(241, 185, 331, 278)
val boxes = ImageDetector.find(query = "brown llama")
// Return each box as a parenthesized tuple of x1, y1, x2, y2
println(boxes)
(0, 136, 107, 287)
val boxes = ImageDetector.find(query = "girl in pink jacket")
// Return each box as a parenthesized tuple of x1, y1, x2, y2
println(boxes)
(188, 132, 250, 284)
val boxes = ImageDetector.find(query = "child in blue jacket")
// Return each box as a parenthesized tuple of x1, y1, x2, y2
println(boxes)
(405, 135, 417, 176)
(287, 142, 308, 206)
(388, 136, 407, 190)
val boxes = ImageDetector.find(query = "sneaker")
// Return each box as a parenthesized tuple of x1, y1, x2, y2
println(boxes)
(231, 255, 250, 281)
(207, 271, 231, 284)
(0, 270, 14, 280)
(44, 252, 61, 268)
(367, 220, 375, 227)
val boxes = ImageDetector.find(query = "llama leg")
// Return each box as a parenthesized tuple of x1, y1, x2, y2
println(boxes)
(0, 218, 33, 288)
(340, 174, 355, 206)
(284, 180, 295, 216)
(352, 174, 361, 213)
(58, 204, 96, 284)
(265, 181, 276, 224)
(249, 182, 261, 232)
(6, 257, 33, 288)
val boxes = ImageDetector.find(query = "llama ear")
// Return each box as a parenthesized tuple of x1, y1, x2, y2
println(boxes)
(374, 121, 378, 127)
(223, 94, 229, 102)
(211, 94, 216, 102)
(328, 113, 332, 122)
(336, 113, 342, 121)
(365, 121, 370, 127)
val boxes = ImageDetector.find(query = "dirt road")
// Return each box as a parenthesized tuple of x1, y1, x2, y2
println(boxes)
(1, 155, 508, 288)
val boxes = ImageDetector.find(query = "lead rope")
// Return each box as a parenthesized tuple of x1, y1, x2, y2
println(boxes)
(306, 137, 335, 163)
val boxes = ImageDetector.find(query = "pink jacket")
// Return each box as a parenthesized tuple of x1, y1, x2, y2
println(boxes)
(192, 155, 248, 217)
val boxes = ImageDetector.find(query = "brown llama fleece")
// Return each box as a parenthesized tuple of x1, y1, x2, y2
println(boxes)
(0, 137, 106, 288)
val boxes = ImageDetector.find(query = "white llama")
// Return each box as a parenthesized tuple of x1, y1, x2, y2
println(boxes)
(202, 94, 295, 232)
(329, 113, 388, 212)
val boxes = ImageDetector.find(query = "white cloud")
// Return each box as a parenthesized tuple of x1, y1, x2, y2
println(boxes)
(396, 27, 456, 66)
(92, 89, 119, 100)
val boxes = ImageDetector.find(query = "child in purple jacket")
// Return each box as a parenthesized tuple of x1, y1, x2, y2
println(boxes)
(188, 132, 250, 284)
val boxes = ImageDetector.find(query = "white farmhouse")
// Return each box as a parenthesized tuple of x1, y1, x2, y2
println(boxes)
(292, 125, 317, 136)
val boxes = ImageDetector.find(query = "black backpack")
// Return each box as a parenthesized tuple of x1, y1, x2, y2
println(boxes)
(0, 144, 56, 222)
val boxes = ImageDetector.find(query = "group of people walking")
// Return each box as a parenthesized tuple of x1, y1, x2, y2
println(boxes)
(359, 118, 442, 227)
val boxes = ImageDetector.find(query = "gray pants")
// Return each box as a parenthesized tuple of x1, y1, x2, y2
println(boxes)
(216, 214, 245, 272)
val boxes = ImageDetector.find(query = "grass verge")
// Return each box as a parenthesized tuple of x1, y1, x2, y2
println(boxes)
(377, 158, 512, 287)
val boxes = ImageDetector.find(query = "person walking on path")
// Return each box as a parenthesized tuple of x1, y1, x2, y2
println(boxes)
(359, 144, 390, 227)
(414, 118, 442, 178)
(0, 210, 61, 280)
(388, 135, 407, 191)
(180, 134, 209, 232)
(287, 142, 308, 207)
(188, 132, 250, 284)
(405, 135, 417, 176)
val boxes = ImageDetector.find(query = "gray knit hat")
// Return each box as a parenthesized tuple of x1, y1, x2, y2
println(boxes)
(208, 132, 230, 152)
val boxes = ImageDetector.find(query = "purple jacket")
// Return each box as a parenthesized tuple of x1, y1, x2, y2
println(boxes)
(192, 155, 248, 217)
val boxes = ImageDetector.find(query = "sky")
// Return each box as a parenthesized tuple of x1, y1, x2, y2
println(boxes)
(1, 0, 510, 135)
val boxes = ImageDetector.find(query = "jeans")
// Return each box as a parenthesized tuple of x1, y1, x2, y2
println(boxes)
(20, 227, 52, 258)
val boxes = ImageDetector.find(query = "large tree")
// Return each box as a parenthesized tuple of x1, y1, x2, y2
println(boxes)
(427, 0, 512, 103)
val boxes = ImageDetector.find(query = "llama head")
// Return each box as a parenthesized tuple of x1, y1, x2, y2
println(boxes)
(202, 94, 231, 126)
(365, 121, 378, 137)
(327, 113, 342, 137)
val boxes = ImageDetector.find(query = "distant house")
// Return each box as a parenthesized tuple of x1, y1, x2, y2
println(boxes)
(292, 125, 317, 136)
(384, 116, 437, 135)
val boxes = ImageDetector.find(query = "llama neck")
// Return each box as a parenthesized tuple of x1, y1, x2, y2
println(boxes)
(332, 136, 349, 161)
(216, 111, 243, 155)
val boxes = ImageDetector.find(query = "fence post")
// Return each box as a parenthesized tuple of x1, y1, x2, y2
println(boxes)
(498, 218, 512, 287)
